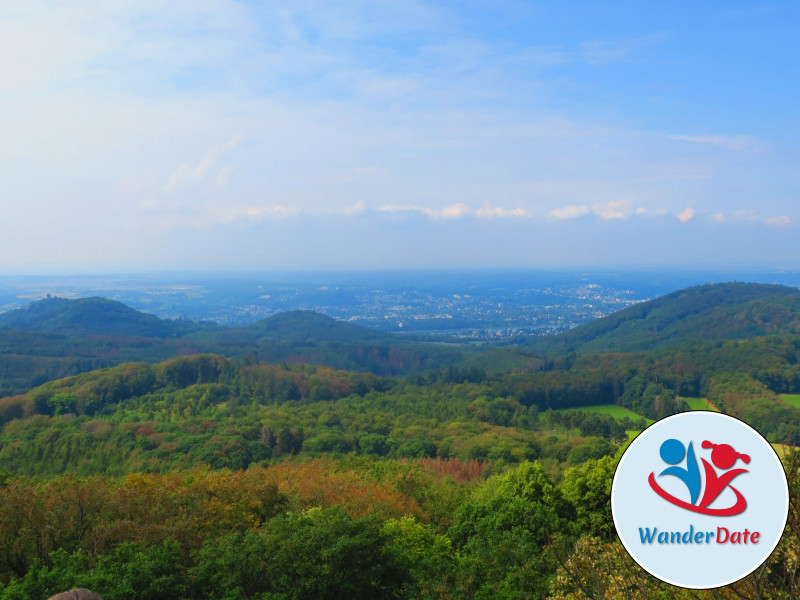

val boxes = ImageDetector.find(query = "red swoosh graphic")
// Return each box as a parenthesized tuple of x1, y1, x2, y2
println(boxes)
(648, 472, 747, 516)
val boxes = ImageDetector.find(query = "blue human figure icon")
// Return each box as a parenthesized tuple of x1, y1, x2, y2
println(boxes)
(658, 438, 701, 505)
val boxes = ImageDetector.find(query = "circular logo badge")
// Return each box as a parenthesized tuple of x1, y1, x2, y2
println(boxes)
(611, 412, 789, 589)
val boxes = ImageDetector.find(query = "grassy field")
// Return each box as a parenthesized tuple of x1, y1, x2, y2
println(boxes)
(557, 404, 655, 425)
(683, 397, 721, 412)
(771, 443, 794, 459)
(780, 394, 800, 408)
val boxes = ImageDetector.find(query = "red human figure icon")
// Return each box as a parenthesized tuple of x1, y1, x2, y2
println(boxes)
(698, 441, 750, 510)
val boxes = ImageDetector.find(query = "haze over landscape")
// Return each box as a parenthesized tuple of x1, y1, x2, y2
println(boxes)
(3, 2, 800, 599)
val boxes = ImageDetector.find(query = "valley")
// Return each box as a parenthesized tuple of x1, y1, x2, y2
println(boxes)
(0, 280, 799, 599)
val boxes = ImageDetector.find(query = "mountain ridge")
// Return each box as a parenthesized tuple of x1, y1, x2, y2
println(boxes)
(0, 297, 461, 395)
(526, 282, 800, 355)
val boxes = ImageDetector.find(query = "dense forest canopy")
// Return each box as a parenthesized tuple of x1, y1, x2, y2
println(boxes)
(527, 282, 800, 354)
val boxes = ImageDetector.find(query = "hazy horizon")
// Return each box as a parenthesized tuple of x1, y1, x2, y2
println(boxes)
(3, 268, 800, 327)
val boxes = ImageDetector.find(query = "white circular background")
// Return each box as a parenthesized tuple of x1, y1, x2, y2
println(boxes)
(611, 412, 789, 589)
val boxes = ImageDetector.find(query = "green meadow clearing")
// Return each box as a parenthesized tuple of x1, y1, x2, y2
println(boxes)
(682, 396, 721, 412)
(558, 399, 721, 425)
(780, 394, 800, 408)
(555, 398, 723, 434)
(557, 404, 654, 425)
(771, 443, 795, 458)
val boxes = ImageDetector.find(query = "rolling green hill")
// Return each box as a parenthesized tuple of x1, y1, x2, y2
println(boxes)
(0, 298, 467, 395)
(0, 298, 399, 345)
(0, 296, 197, 338)
(527, 282, 800, 355)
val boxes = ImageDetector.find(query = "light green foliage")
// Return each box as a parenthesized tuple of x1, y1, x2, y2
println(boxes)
(684, 396, 719, 411)
(449, 462, 578, 599)
(561, 403, 653, 423)
(383, 517, 453, 599)
(561, 456, 617, 539)
(46, 393, 78, 415)
(780, 394, 800, 408)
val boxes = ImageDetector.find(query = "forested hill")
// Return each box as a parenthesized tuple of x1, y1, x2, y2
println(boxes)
(0, 297, 398, 344)
(0, 296, 197, 338)
(4, 291, 800, 598)
(527, 282, 800, 355)
(0, 298, 465, 396)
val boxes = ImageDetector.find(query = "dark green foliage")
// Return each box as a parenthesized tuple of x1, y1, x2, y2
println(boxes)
(396, 436, 437, 459)
(620, 380, 688, 420)
(1, 509, 408, 600)
(736, 398, 800, 443)
(0, 548, 95, 600)
(0, 297, 192, 338)
(246, 310, 395, 344)
(194, 508, 408, 600)
(528, 282, 800, 355)
(155, 355, 229, 389)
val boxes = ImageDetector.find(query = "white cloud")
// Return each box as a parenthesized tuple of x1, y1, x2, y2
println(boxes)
(165, 134, 243, 191)
(712, 213, 726, 222)
(165, 164, 193, 191)
(633, 206, 677, 218)
(378, 204, 433, 217)
(378, 203, 472, 220)
(593, 200, 630, 220)
(725, 211, 792, 227)
(216, 166, 233, 187)
(439, 203, 472, 219)
(223, 134, 244, 151)
(210, 204, 300, 224)
(195, 146, 220, 179)
(342, 201, 367, 215)
(677, 207, 695, 223)
(765, 215, 791, 227)
(669, 134, 755, 151)
(476, 205, 530, 219)
(376, 203, 528, 220)
(550, 205, 590, 220)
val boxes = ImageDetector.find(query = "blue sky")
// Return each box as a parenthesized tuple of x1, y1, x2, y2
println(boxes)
(2, 1, 799, 272)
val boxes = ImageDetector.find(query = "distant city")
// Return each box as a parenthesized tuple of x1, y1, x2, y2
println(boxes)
(1, 270, 800, 339)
